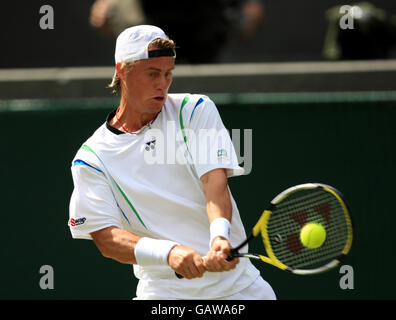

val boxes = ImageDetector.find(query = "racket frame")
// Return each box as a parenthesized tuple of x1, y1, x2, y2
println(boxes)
(230, 183, 353, 275)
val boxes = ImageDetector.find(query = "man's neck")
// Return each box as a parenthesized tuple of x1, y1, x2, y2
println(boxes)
(111, 99, 159, 133)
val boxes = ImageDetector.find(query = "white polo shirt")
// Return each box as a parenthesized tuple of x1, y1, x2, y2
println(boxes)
(68, 93, 260, 299)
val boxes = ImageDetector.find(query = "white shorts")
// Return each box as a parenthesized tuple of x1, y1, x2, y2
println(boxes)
(213, 276, 276, 300)
(133, 275, 276, 300)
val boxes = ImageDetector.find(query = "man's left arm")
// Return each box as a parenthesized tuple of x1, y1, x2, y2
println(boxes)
(201, 168, 240, 272)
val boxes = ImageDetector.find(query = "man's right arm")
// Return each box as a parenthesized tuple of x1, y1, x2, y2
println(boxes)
(91, 226, 141, 264)
(91, 226, 206, 279)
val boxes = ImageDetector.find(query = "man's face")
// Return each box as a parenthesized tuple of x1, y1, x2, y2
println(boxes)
(120, 55, 175, 115)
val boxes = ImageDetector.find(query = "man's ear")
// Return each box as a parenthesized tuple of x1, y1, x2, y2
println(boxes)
(115, 62, 124, 80)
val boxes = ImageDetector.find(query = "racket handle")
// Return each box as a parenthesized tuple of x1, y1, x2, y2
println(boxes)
(175, 272, 184, 279)
(226, 248, 239, 261)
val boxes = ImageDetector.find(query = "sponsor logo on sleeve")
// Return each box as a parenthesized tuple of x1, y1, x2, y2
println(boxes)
(69, 217, 86, 227)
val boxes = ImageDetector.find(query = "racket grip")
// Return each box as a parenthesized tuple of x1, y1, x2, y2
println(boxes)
(175, 272, 184, 279)
(226, 248, 238, 261)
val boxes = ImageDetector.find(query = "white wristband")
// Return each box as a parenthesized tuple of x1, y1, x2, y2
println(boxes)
(134, 237, 179, 266)
(209, 217, 230, 248)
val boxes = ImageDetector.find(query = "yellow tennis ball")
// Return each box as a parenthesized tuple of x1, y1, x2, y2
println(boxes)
(300, 223, 326, 249)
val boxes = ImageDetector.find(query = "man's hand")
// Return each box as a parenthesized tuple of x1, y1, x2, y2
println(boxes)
(203, 237, 239, 272)
(168, 245, 206, 279)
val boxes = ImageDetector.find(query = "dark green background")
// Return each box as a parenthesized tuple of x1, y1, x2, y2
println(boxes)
(1, 95, 395, 299)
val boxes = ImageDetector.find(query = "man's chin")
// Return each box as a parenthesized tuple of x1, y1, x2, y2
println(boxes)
(149, 97, 166, 111)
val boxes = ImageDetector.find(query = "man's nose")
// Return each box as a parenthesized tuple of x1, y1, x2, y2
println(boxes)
(155, 74, 172, 90)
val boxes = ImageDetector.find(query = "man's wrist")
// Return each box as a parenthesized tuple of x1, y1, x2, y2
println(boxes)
(209, 217, 230, 248)
(134, 237, 179, 266)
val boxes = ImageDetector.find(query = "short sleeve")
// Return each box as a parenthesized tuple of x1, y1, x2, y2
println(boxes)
(182, 96, 244, 179)
(68, 161, 123, 240)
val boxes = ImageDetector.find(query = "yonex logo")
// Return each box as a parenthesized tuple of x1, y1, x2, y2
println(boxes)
(69, 217, 86, 227)
(144, 138, 156, 151)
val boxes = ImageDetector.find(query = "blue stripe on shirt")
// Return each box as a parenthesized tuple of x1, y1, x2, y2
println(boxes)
(189, 97, 204, 123)
(73, 159, 103, 173)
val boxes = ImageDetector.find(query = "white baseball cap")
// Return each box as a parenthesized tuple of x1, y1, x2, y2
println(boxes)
(114, 25, 175, 64)
(111, 25, 175, 85)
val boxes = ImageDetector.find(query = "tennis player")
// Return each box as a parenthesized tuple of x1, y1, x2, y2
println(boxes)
(68, 25, 276, 300)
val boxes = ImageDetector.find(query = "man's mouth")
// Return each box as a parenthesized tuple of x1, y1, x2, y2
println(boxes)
(154, 96, 165, 102)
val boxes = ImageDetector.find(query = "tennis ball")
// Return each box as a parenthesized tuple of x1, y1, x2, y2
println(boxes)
(300, 223, 326, 249)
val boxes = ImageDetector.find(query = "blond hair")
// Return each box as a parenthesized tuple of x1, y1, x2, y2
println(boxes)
(108, 37, 176, 95)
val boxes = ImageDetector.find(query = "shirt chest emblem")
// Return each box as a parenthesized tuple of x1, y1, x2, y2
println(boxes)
(144, 137, 156, 151)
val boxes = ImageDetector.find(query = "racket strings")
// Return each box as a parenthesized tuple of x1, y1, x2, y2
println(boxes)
(266, 189, 350, 270)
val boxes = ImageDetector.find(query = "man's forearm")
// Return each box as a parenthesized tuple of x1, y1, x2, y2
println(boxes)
(200, 169, 239, 272)
(91, 226, 206, 278)
(91, 226, 141, 264)
(201, 168, 232, 223)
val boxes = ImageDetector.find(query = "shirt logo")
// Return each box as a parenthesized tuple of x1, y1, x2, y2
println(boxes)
(217, 148, 228, 158)
(69, 217, 86, 227)
(144, 137, 156, 151)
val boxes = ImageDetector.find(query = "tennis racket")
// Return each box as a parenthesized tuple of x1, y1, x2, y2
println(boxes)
(176, 182, 353, 278)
